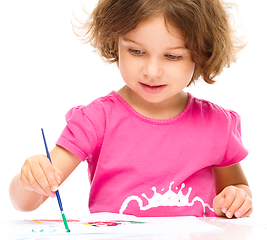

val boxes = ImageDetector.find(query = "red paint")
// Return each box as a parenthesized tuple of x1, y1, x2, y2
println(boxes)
(87, 221, 121, 227)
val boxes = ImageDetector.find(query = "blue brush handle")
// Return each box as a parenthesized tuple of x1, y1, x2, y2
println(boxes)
(55, 191, 64, 212)
(41, 128, 64, 212)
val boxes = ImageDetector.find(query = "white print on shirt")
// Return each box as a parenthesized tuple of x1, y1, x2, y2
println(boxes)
(119, 181, 214, 217)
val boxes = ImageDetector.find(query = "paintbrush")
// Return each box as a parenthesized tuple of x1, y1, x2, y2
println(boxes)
(41, 128, 71, 233)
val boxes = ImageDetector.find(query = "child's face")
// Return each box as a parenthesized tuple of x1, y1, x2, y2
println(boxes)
(118, 15, 195, 105)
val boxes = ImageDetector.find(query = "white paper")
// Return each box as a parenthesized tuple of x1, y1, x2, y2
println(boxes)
(1, 212, 223, 240)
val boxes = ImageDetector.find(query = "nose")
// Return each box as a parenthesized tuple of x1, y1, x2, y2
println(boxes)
(143, 57, 163, 78)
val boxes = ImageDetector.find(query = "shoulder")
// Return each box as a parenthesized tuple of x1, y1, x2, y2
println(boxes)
(58, 92, 121, 160)
(66, 91, 120, 121)
(189, 94, 241, 124)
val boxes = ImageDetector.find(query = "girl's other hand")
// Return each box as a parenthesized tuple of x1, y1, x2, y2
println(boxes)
(213, 185, 253, 218)
(19, 155, 63, 198)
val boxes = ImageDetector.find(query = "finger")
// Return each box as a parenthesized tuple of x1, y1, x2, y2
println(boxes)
(221, 187, 237, 217)
(31, 163, 56, 197)
(226, 190, 246, 218)
(39, 160, 59, 193)
(52, 165, 62, 185)
(20, 168, 40, 193)
(20, 163, 32, 189)
(213, 194, 225, 216)
(242, 207, 253, 218)
(19, 172, 33, 191)
(21, 167, 51, 196)
(234, 196, 253, 218)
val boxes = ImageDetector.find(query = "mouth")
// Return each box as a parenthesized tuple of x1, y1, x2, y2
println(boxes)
(140, 82, 166, 94)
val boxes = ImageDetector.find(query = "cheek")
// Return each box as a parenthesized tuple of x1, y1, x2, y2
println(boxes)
(119, 53, 141, 80)
(179, 61, 195, 81)
(119, 55, 131, 80)
(187, 62, 196, 79)
(119, 58, 136, 85)
(118, 51, 128, 78)
(168, 61, 195, 83)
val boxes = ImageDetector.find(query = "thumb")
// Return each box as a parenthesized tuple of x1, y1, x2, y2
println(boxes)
(52, 165, 63, 185)
(213, 192, 226, 216)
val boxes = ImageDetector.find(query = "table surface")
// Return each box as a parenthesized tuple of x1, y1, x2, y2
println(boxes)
(2, 216, 267, 240)
(196, 217, 267, 240)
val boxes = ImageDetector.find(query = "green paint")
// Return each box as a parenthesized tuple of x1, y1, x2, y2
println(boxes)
(62, 213, 71, 232)
(32, 229, 44, 233)
(49, 226, 57, 233)
(130, 221, 146, 224)
(32, 228, 57, 233)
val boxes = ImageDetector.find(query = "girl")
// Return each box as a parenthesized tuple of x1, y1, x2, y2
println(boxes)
(10, 0, 252, 218)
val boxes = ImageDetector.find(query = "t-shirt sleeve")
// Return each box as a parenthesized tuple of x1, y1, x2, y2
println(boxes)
(56, 105, 100, 162)
(215, 110, 248, 167)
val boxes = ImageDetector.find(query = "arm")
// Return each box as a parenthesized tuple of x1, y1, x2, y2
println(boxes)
(212, 162, 253, 218)
(9, 145, 81, 212)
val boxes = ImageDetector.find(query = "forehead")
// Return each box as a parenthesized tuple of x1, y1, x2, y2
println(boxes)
(121, 15, 185, 47)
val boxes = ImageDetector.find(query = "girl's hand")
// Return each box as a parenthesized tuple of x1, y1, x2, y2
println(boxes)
(213, 185, 253, 218)
(19, 155, 63, 198)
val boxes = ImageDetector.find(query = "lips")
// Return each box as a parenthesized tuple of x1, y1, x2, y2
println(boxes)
(140, 82, 166, 94)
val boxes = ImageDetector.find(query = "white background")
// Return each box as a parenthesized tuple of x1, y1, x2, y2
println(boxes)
(1, 0, 266, 220)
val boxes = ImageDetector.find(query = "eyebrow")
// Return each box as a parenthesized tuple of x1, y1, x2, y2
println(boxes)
(122, 37, 143, 46)
(122, 37, 186, 50)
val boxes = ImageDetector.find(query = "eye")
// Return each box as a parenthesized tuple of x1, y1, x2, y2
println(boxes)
(165, 54, 182, 60)
(129, 49, 145, 56)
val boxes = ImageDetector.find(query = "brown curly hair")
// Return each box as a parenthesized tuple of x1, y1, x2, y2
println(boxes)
(73, 0, 245, 85)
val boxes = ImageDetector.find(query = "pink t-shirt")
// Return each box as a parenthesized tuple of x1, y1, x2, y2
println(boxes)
(56, 91, 248, 217)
